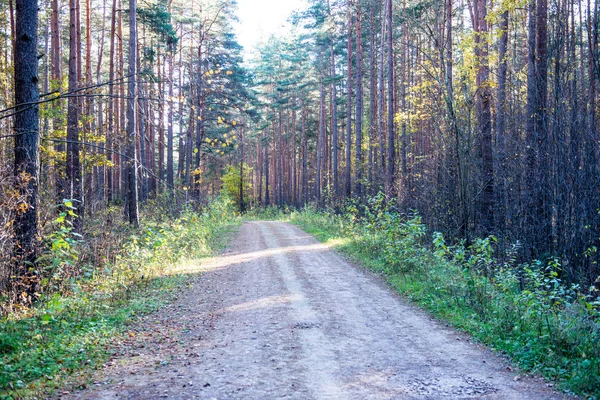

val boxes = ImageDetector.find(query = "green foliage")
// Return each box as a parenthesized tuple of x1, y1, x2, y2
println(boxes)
(36, 200, 83, 294)
(279, 196, 600, 398)
(137, 1, 178, 51)
(221, 164, 253, 206)
(0, 196, 240, 398)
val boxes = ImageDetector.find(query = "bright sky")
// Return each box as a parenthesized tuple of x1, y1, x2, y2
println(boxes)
(235, 0, 308, 59)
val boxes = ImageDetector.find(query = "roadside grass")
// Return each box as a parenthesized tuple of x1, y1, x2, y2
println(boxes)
(249, 202, 600, 398)
(0, 196, 240, 399)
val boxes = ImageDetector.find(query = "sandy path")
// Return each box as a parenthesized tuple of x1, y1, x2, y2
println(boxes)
(65, 221, 568, 399)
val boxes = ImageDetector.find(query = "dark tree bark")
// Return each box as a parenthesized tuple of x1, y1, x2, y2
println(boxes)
(94, 0, 106, 204)
(345, 0, 353, 197)
(50, 0, 65, 202)
(166, 1, 175, 192)
(399, 0, 408, 195)
(264, 129, 270, 206)
(167, 49, 175, 191)
(302, 106, 308, 204)
(106, 0, 117, 204)
(292, 107, 298, 206)
(525, 0, 537, 251)
(368, 0, 377, 189)
(67, 0, 83, 231)
(13, 0, 40, 295)
(126, 0, 139, 226)
(386, 0, 395, 195)
(495, 10, 509, 232)
(239, 125, 245, 213)
(177, 28, 185, 182)
(317, 76, 325, 206)
(328, 0, 339, 197)
(355, 0, 363, 197)
(278, 111, 284, 206)
(157, 48, 165, 189)
(378, 1, 386, 177)
(476, 0, 494, 233)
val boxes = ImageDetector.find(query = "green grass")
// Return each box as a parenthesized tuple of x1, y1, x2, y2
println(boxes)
(0, 196, 241, 399)
(252, 204, 600, 398)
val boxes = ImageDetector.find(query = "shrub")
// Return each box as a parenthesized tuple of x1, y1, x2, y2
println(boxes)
(0, 195, 240, 397)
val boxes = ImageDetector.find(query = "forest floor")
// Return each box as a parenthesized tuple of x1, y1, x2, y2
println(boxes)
(62, 221, 570, 399)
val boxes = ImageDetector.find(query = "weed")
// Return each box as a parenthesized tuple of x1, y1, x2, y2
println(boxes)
(0, 195, 240, 398)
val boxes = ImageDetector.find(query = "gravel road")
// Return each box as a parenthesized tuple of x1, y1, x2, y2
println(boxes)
(66, 221, 569, 400)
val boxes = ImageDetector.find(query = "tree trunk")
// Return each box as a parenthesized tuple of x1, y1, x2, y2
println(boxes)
(167, 49, 175, 191)
(355, 0, 363, 197)
(13, 0, 40, 296)
(536, 0, 549, 246)
(302, 106, 308, 204)
(378, 1, 386, 178)
(495, 10, 509, 232)
(264, 129, 270, 206)
(386, 0, 395, 195)
(328, 0, 339, 197)
(292, 107, 297, 206)
(317, 77, 325, 206)
(278, 111, 284, 206)
(345, 0, 353, 197)
(525, 0, 537, 253)
(477, 0, 494, 233)
(368, 0, 377, 190)
(126, 0, 139, 226)
(67, 0, 83, 231)
(50, 0, 65, 202)
(157, 48, 165, 190)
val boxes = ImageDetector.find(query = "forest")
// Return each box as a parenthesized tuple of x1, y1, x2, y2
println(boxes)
(0, 0, 599, 396)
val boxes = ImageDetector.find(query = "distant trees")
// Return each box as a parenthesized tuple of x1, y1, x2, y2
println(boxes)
(0, 0, 253, 295)
(1, 0, 598, 294)
(246, 0, 600, 288)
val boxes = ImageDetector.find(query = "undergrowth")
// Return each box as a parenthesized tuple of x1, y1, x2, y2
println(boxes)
(0, 195, 240, 399)
(252, 196, 600, 398)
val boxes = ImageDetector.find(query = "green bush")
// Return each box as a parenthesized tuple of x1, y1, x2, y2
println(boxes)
(0, 195, 240, 398)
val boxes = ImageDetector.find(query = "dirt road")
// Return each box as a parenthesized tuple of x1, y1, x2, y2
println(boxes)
(67, 221, 568, 399)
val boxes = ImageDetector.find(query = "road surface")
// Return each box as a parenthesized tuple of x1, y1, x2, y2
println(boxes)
(66, 221, 567, 399)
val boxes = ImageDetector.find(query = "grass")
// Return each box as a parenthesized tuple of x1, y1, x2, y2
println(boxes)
(0, 196, 241, 399)
(249, 203, 600, 398)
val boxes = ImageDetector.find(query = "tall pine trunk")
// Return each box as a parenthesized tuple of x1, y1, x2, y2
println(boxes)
(126, 0, 139, 226)
(345, 0, 353, 197)
(355, 0, 363, 197)
(13, 0, 40, 296)
(67, 0, 83, 231)
(386, 0, 395, 195)
(476, 0, 494, 232)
